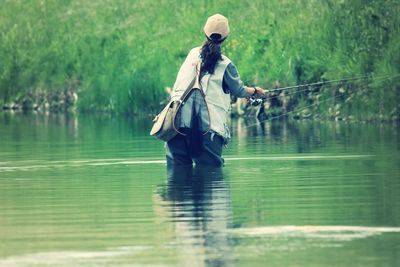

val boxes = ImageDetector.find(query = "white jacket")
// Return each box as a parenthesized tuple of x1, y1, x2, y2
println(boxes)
(172, 47, 232, 139)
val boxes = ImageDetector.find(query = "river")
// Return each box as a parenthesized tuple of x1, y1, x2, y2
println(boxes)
(0, 112, 399, 267)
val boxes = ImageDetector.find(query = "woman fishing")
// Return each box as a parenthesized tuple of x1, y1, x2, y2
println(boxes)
(167, 14, 266, 167)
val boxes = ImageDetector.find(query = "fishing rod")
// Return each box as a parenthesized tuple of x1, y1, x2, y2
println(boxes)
(249, 73, 400, 105)
(265, 73, 400, 93)
(243, 74, 398, 129)
(246, 73, 400, 105)
(248, 83, 340, 107)
(258, 86, 319, 103)
(253, 81, 352, 104)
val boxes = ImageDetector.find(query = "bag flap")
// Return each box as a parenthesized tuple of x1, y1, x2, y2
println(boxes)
(150, 101, 174, 136)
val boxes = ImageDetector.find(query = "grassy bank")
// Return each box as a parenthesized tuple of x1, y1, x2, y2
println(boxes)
(0, 0, 399, 120)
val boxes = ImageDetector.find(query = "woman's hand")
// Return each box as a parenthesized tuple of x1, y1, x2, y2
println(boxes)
(254, 87, 267, 97)
(247, 86, 267, 97)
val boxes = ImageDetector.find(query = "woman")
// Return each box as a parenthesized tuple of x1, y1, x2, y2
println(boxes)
(166, 14, 266, 167)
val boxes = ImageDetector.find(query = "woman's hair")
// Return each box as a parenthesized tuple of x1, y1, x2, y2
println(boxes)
(200, 33, 225, 75)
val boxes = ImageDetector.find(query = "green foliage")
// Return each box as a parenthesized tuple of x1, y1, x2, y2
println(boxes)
(0, 0, 399, 119)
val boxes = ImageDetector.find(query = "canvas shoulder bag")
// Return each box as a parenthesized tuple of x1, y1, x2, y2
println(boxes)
(149, 62, 202, 141)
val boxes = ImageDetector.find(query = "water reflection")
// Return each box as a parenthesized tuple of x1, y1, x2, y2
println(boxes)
(232, 118, 352, 153)
(159, 165, 234, 267)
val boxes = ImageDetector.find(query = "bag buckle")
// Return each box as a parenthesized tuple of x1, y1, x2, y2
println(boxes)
(152, 114, 159, 122)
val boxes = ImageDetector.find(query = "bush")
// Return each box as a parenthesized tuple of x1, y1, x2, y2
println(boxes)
(0, 0, 399, 119)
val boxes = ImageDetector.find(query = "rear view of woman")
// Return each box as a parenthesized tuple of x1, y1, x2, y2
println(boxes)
(167, 14, 266, 167)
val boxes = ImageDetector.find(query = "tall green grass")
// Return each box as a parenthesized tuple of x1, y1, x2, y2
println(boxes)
(0, 0, 399, 119)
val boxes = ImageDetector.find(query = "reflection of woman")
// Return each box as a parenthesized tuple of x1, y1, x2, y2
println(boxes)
(158, 165, 234, 266)
(166, 14, 266, 167)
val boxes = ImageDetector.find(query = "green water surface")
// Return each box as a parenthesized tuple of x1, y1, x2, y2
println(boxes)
(0, 112, 399, 267)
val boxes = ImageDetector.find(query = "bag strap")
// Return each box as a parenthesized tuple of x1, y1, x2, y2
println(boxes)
(171, 61, 202, 136)
(179, 61, 202, 102)
(193, 61, 201, 90)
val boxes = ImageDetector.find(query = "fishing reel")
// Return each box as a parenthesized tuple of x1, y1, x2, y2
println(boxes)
(248, 96, 264, 106)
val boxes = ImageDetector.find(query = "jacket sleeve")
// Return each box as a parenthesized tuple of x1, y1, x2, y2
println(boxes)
(222, 63, 249, 98)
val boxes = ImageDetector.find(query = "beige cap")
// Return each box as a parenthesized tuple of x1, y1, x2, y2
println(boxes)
(203, 14, 229, 41)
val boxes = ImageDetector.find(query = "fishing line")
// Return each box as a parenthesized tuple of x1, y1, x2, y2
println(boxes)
(241, 93, 344, 129)
(242, 74, 397, 129)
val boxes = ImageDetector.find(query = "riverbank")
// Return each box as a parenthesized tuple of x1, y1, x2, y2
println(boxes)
(2, 84, 398, 123)
(1, 89, 78, 112)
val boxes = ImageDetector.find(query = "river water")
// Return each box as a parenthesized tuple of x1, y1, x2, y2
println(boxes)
(0, 112, 399, 267)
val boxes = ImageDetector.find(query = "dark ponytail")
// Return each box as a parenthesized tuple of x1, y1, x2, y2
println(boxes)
(200, 33, 225, 75)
